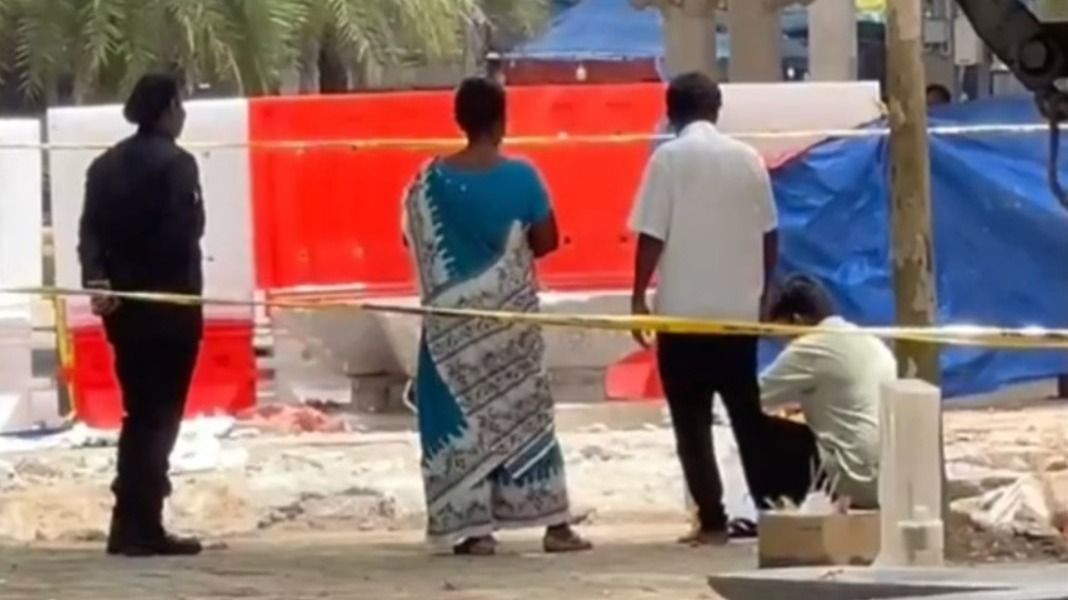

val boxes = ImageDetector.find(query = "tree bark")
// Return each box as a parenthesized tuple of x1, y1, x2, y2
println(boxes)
(886, 0, 939, 384)
(886, 0, 947, 558)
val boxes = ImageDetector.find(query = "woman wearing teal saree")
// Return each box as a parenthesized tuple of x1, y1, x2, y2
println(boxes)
(402, 78, 592, 556)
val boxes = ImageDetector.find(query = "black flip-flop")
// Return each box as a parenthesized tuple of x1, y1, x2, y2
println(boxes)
(728, 518, 758, 539)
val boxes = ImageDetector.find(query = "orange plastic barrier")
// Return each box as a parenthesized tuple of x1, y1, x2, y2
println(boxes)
(69, 322, 257, 429)
(249, 83, 665, 293)
(604, 349, 664, 402)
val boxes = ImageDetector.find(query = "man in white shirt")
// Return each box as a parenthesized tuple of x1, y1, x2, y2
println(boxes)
(629, 72, 779, 545)
(760, 275, 898, 509)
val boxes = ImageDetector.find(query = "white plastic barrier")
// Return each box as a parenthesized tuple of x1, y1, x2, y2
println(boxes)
(47, 100, 256, 326)
(718, 81, 883, 162)
(0, 119, 48, 433)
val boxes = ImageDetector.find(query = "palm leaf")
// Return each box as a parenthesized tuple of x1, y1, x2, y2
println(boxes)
(477, 0, 550, 40)
(0, 0, 549, 101)
(75, 0, 124, 100)
(12, 0, 74, 100)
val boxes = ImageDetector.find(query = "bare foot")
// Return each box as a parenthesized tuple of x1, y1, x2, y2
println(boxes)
(543, 525, 593, 554)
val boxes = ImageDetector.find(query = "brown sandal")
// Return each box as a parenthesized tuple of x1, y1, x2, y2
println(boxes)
(453, 536, 497, 556)
(543, 526, 593, 554)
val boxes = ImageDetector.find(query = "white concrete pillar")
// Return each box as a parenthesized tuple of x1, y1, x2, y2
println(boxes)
(727, 0, 783, 82)
(875, 379, 945, 568)
(809, 0, 858, 80)
(632, 0, 718, 80)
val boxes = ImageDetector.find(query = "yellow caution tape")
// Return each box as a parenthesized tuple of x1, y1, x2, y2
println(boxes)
(4, 286, 1068, 350)
(856, 0, 885, 13)
(0, 123, 1064, 152)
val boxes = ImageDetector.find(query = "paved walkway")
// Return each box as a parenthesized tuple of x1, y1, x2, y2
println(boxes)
(1, 525, 753, 600)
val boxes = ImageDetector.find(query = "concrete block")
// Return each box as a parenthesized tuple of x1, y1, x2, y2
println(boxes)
(758, 511, 880, 568)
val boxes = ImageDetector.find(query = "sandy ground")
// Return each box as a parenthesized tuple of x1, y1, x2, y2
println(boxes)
(2, 526, 752, 600)
(3, 404, 1068, 544)
(1, 403, 1068, 599)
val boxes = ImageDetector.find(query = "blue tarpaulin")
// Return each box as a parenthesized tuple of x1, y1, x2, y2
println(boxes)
(770, 97, 1068, 397)
(519, 0, 664, 60)
(512, 0, 808, 62)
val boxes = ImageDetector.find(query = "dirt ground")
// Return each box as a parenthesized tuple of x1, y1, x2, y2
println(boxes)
(1, 525, 752, 600)
(2, 403, 1068, 599)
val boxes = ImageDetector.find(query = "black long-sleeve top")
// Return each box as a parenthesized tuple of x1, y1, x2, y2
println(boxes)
(78, 130, 205, 342)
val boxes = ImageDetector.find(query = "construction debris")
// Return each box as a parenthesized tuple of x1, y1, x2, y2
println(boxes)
(236, 405, 348, 435)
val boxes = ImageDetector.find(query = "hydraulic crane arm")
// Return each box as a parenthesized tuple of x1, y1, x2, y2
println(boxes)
(953, 0, 1068, 203)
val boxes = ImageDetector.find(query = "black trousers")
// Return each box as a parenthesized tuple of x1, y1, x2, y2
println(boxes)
(763, 414, 821, 507)
(109, 335, 199, 536)
(658, 334, 770, 531)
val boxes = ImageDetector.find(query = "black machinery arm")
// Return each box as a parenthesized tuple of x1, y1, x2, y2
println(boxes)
(953, 0, 1067, 96)
(953, 0, 1068, 203)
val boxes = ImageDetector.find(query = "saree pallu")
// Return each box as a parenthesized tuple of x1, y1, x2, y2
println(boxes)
(403, 161, 571, 548)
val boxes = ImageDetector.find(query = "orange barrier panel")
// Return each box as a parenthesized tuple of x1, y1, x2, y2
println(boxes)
(604, 349, 664, 402)
(69, 321, 257, 429)
(249, 83, 665, 293)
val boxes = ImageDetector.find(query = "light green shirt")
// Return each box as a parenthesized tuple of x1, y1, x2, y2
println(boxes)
(760, 316, 898, 507)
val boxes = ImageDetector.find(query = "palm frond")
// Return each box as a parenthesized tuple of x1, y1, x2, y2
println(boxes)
(0, 0, 11, 85)
(0, 0, 545, 101)
(222, 0, 305, 93)
(12, 0, 75, 100)
(75, 0, 124, 99)
(477, 0, 550, 39)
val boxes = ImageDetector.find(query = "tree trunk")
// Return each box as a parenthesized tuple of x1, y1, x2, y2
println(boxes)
(70, 62, 91, 105)
(885, 0, 946, 559)
(886, 0, 939, 384)
(318, 33, 349, 94)
(298, 38, 321, 94)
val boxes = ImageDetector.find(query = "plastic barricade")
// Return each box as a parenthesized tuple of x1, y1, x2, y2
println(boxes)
(69, 322, 256, 429)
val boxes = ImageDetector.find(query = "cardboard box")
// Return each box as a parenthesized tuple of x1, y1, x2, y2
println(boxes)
(758, 511, 881, 568)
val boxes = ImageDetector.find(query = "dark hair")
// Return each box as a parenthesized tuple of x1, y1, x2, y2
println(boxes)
(454, 77, 506, 139)
(926, 83, 952, 104)
(667, 72, 722, 128)
(768, 275, 837, 323)
(123, 73, 181, 129)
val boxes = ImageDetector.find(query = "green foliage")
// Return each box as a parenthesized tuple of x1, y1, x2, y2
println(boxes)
(0, 0, 549, 102)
